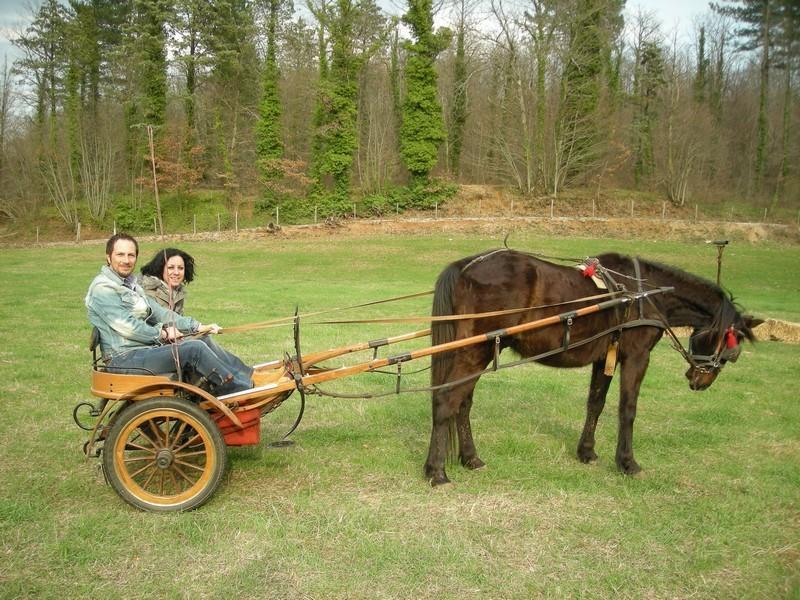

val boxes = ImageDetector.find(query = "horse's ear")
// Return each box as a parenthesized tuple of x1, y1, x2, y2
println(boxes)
(744, 315, 764, 328)
(743, 315, 764, 333)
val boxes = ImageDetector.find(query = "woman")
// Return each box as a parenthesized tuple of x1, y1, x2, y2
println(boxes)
(140, 247, 195, 314)
(139, 247, 257, 384)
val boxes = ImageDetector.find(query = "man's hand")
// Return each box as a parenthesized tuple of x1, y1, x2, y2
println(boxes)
(197, 323, 222, 335)
(160, 325, 182, 343)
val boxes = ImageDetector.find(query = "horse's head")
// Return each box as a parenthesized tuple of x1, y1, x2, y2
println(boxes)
(685, 314, 762, 390)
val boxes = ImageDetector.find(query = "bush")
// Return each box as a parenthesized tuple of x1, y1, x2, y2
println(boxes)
(113, 200, 157, 232)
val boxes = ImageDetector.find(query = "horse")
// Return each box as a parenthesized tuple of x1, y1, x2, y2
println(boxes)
(424, 249, 761, 486)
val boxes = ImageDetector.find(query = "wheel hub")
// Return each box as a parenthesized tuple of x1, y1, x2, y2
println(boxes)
(155, 448, 174, 469)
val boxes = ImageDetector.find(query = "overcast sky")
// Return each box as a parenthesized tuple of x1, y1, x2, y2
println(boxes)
(0, 0, 711, 67)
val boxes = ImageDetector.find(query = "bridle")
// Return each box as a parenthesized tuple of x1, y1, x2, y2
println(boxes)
(687, 325, 742, 373)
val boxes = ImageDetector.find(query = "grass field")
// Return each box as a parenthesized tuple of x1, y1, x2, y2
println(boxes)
(0, 232, 798, 598)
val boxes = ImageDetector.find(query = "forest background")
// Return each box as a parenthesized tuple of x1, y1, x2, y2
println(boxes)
(0, 0, 798, 239)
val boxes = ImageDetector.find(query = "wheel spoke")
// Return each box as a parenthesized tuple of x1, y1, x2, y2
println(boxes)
(173, 433, 202, 453)
(135, 426, 159, 450)
(169, 421, 189, 450)
(163, 416, 171, 447)
(130, 460, 157, 479)
(174, 459, 207, 473)
(123, 454, 156, 463)
(141, 464, 158, 489)
(147, 419, 166, 449)
(124, 442, 157, 454)
(172, 463, 198, 486)
(167, 469, 182, 494)
(174, 449, 208, 459)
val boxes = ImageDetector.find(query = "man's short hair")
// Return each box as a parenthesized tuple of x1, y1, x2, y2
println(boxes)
(106, 233, 139, 257)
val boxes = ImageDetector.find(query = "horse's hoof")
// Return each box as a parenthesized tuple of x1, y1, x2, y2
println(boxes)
(462, 457, 486, 470)
(617, 460, 642, 476)
(577, 449, 598, 464)
(429, 475, 451, 487)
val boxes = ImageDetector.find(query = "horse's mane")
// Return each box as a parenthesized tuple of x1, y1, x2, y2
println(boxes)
(601, 253, 755, 341)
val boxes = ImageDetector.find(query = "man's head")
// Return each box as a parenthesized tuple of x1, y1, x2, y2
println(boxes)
(105, 234, 139, 279)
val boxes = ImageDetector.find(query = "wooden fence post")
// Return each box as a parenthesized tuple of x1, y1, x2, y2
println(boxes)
(314, 206, 318, 224)
(435, 202, 438, 219)
(217, 213, 221, 232)
(550, 198, 554, 218)
(662, 202, 666, 220)
(36, 226, 39, 245)
(76, 221, 81, 242)
(276, 206, 280, 227)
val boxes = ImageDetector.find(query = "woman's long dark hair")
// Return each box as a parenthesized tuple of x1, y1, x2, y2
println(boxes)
(140, 248, 196, 284)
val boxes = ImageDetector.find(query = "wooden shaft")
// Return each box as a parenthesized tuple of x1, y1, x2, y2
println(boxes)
(303, 328, 431, 366)
(300, 297, 629, 387)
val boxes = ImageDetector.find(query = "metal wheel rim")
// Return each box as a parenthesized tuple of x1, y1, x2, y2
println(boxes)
(112, 408, 217, 508)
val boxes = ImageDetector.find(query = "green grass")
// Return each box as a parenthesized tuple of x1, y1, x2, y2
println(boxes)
(0, 233, 798, 598)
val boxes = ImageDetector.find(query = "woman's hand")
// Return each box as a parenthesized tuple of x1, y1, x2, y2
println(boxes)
(197, 323, 222, 335)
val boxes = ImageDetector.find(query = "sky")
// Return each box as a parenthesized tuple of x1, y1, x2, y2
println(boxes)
(0, 0, 711, 66)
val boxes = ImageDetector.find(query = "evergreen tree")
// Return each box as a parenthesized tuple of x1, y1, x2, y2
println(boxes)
(557, 0, 603, 182)
(400, 0, 451, 185)
(255, 0, 290, 179)
(633, 41, 665, 185)
(694, 26, 710, 103)
(12, 0, 70, 127)
(308, 0, 386, 207)
(448, 1, 468, 178)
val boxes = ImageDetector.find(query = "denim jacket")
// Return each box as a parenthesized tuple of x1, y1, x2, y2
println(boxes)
(86, 266, 199, 358)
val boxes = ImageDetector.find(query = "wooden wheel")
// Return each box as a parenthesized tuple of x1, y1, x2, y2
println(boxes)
(102, 397, 227, 512)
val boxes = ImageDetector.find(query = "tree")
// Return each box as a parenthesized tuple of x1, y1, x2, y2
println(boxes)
(255, 0, 290, 179)
(447, 0, 478, 178)
(308, 0, 386, 206)
(633, 41, 665, 185)
(12, 0, 70, 128)
(694, 26, 710, 103)
(712, 0, 776, 190)
(400, 0, 451, 186)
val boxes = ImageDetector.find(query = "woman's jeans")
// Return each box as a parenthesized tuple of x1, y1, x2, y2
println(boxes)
(107, 336, 253, 395)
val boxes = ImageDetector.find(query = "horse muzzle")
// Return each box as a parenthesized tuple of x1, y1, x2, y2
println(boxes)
(686, 366, 719, 391)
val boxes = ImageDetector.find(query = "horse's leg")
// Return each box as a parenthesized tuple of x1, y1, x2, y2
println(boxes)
(576, 360, 613, 464)
(456, 379, 484, 470)
(424, 347, 490, 485)
(424, 386, 459, 486)
(615, 353, 650, 475)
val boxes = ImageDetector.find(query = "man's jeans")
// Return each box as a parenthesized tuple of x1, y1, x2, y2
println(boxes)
(108, 335, 253, 395)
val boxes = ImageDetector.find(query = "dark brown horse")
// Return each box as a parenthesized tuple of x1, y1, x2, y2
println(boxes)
(424, 249, 760, 486)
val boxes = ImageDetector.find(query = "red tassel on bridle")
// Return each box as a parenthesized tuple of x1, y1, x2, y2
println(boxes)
(725, 327, 738, 349)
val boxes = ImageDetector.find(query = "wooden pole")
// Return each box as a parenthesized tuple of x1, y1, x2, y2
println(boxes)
(299, 295, 638, 388)
(550, 198, 554, 218)
(276, 206, 280, 227)
(592, 199, 596, 218)
(662, 202, 666, 220)
(630, 199, 634, 217)
(76, 221, 81, 242)
(113, 220, 116, 235)
(435, 202, 438, 219)
(36, 226, 39, 245)
(314, 206, 318, 224)
(217, 213, 221, 232)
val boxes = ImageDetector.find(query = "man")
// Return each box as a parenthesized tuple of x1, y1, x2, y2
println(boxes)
(86, 233, 254, 395)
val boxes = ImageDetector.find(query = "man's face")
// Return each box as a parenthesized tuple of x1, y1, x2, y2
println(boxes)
(107, 239, 138, 278)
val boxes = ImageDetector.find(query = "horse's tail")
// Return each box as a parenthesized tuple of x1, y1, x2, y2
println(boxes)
(431, 261, 462, 465)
